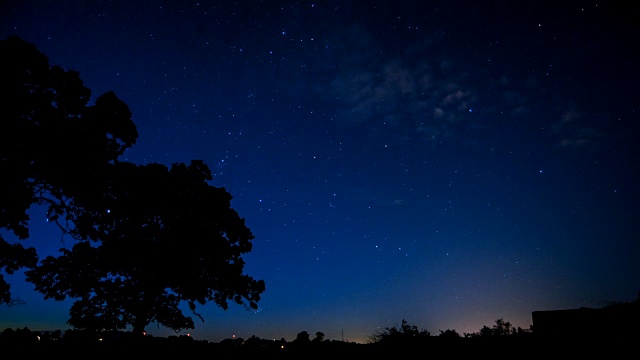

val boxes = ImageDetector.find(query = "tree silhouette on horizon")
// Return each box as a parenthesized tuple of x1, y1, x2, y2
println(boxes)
(1, 35, 265, 334)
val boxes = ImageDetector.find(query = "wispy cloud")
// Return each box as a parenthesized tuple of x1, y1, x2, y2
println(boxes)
(327, 27, 477, 146)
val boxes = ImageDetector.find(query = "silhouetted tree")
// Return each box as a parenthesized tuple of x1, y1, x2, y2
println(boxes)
(438, 329, 461, 338)
(0, 35, 137, 305)
(0, 241, 36, 305)
(313, 331, 325, 343)
(466, 318, 514, 337)
(369, 319, 431, 346)
(294, 330, 311, 344)
(25, 161, 265, 334)
(493, 318, 513, 335)
(2, 35, 264, 334)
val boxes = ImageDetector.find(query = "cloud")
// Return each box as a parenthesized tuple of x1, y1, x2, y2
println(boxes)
(328, 44, 476, 145)
(552, 107, 601, 150)
(557, 127, 600, 150)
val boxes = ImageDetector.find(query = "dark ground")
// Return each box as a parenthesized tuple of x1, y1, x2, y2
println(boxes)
(1, 333, 635, 358)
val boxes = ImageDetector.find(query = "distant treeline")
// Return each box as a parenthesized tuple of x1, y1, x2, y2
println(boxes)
(1, 314, 637, 358)
(3, 294, 639, 356)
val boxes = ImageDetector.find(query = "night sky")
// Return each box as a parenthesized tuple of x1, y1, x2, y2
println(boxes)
(1, 0, 639, 343)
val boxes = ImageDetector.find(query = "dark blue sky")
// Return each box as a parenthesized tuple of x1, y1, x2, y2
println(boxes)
(1, 0, 639, 343)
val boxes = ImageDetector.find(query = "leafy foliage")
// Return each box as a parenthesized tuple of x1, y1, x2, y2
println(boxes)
(2, 36, 265, 334)
(1, 35, 136, 304)
(464, 318, 516, 337)
(26, 161, 265, 333)
(369, 319, 431, 345)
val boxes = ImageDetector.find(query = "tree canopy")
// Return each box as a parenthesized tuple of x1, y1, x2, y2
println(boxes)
(1, 35, 265, 334)
(26, 160, 265, 334)
(1, 35, 137, 304)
